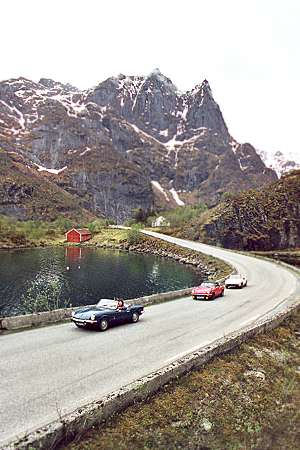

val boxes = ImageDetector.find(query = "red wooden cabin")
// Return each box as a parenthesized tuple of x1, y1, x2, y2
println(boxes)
(65, 228, 92, 243)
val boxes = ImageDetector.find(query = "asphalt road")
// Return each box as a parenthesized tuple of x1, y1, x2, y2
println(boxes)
(1, 232, 299, 447)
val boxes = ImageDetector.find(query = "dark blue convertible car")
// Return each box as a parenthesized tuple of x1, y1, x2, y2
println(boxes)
(71, 299, 144, 331)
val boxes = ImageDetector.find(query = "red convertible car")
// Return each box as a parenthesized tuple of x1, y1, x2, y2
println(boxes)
(192, 281, 224, 300)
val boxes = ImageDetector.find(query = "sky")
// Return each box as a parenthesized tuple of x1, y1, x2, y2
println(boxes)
(1, 0, 299, 160)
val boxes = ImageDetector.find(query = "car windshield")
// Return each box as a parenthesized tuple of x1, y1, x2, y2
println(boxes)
(96, 299, 118, 309)
(230, 274, 242, 279)
(200, 282, 215, 288)
(96, 299, 129, 309)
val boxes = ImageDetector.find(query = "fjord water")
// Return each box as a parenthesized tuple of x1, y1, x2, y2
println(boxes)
(0, 247, 202, 317)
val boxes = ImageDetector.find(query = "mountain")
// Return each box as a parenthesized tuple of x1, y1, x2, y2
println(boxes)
(258, 149, 300, 177)
(180, 169, 300, 251)
(0, 149, 93, 221)
(0, 72, 277, 221)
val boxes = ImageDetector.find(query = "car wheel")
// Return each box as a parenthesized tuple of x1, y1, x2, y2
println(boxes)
(99, 318, 108, 331)
(245, 281, 247, 286)
(132, 312, 139, 323)
(210, 293, 215, 300)
(220, 290, 224, 297)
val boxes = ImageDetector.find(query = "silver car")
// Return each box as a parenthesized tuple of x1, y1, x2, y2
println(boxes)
(225, 273, 247, 289)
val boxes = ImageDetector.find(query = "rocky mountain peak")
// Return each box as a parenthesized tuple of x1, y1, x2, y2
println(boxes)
(191, 79, 212, 97)
(146, 68, 180, 93)
(38, 78, 79, 93)
(0, 71, 278, 222)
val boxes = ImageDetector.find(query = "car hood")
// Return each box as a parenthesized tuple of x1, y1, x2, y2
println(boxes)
(73, 306, 112, 319)
(192, 288, 213, 294)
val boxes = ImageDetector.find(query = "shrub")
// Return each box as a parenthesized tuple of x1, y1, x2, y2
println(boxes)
(127, 226, 143, 245)
(87, 219, 107, 233)
(221, 191, 236, 201)
(20, 279, 70, 314)
(54, 216, 73, 232)
(10, 230, 27, 245)
(163, 204, 207, 228)
(131, 208, 149, 224)
(124, 218, 136, 227)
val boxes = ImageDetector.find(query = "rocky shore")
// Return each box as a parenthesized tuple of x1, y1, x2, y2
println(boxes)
(0, 240, 52, 249)
(92, 234, 231, 280)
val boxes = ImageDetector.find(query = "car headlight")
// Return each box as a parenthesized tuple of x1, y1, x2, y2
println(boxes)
(90, 313, 96, 321)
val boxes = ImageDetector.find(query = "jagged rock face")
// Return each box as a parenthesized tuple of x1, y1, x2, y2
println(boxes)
(0, 150, 94, 221)
(55, 144, 154, 222)
(0, 72, 277, 221)
(0, 77, 154, 221)
(87, 71, 229, 142)
(199, 170, 300, 251)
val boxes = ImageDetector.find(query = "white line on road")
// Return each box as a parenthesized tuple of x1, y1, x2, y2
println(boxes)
(164, 341, 212, 364)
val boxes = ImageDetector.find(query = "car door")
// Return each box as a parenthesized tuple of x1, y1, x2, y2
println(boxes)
(103, 311, 117, 326)
(115, 307, 129, 324)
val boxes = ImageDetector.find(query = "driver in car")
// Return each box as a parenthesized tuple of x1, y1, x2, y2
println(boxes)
(117, 298, 124, 309)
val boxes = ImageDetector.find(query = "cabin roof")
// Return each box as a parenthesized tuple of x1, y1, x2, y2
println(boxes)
(66, 228, 91, 235)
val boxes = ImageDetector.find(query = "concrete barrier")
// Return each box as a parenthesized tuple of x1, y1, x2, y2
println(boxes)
(0, 308, 73, 331)
(5, 292, 300, 450)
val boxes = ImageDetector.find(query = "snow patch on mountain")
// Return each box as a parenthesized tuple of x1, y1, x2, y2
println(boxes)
(258, 149, 300, 177)
(34, 164, 67, 174)
(151, 180, 170, 201)
(229, 139, 239, 154)
(159, 129, 169, 137)
(80, 147, 91, 156)
(170, 188, 185, 206)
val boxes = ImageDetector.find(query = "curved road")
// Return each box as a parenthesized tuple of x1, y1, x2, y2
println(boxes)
(1, 232, 299, 447)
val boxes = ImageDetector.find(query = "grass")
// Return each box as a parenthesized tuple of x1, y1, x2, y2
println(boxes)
(0, 215, 70, 248)
(62, 309, 300, 450)
(88, 228, 128, 246)
(146, 205, 208, 229)
(0, 217, 115, 249)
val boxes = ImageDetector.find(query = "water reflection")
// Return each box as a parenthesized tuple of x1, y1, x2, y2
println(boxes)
(0, 246, 202, 317)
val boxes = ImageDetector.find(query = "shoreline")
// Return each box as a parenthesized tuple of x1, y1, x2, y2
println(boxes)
(0, 229, 231, 324)
(0, 228, 231, 280)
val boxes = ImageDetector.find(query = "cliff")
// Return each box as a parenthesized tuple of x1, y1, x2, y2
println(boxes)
(180, 169, 300, 250)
